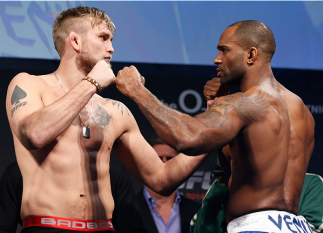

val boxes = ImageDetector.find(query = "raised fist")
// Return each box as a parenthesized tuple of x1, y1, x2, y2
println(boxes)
(87, 60, 116, 89)
(115, 66, 145, 98)
(204, 77, 230, 101)
(204, 77, 230, 111)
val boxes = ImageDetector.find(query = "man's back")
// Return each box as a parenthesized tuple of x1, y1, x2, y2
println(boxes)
(224, 81, 315, 221)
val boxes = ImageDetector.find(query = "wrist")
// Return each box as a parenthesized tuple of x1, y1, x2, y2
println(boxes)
(131, 86, 151, 103)
(82, 76, 103, 93)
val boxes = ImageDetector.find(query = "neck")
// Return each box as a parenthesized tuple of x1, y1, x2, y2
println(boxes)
(55, 58, 88, 92)
(239, 63, 274, 92)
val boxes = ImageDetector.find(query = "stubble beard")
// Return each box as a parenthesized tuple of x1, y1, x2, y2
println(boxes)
(221, 58, 245, 87)
(77, 50, 111, 75)
(77, 51, 98, 75)
(220, 71, 234, 86)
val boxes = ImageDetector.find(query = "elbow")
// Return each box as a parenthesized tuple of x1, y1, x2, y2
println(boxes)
(151, 184, 175, 197)
(167, 125, 207, 155)
(175, 144, 196, 156)
(147, 177, 176, 196)
(174, 137, 204, 156)
(20, 125, 46, 150)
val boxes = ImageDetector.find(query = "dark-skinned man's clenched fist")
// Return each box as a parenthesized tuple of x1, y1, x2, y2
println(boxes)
(203, 77, 230, 111)
(115, 66, 145, 98)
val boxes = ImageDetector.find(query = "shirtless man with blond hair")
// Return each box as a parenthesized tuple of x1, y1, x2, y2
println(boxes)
(6, 6, 207, 233)
(116, 20, 315, 233)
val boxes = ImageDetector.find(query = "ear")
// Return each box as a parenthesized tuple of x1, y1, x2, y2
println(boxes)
(246, 47, 257, 65)
(69, 32, 82, 52)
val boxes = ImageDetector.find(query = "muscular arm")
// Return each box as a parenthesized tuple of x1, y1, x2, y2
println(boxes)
(116, 67, 272, 155)
(6, 72, 97, 150)
(113, 106, 208, 196)
(6, 61, 115, 150)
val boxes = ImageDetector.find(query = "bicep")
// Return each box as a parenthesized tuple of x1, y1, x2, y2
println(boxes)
(194, 100, 244, 152)
(195, 92, 271, 152)
(6, 73, 44, 139)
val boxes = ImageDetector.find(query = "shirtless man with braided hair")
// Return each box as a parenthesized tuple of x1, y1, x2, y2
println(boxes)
(116, 20, 315, 233)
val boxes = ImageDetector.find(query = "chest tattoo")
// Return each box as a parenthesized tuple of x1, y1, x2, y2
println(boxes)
(91, 105, 112, 128)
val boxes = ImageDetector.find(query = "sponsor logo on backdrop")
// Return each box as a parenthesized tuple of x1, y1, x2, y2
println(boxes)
(306, 105, 323, 114)
(162, 89, 323, 116)
(161, 89, 206, 114)
(178, 170, 212, 202)
(178, 171, 212, 190)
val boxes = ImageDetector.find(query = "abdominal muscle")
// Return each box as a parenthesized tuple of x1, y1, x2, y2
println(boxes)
(15, 128, 115, 221)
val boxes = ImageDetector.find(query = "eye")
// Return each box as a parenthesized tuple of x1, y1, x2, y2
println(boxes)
(100, 35, 108, 41)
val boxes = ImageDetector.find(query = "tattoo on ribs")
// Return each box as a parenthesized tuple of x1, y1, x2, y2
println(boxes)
(11, 85, 28, 117)
(92, 105, 112, 128)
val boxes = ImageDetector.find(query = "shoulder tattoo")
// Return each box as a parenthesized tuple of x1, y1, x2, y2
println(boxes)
(11, 85, 27, 117)
(193, 89, 272, 145)
(211, 89, 272, 123)
(105, 98, 130, 116)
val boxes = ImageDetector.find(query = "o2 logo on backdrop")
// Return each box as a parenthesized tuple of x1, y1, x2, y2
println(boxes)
(160, 89, 207, 115)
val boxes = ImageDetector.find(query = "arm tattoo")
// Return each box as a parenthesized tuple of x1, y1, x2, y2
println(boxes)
(195, 89, 272, 146)
(11, 85, 27, 117)
(92, 105, 112, 128)
(145, 94, 179, 127)
(199, 89, 272, 132)
(136, 87, 272, 152)
(221, 89, 271, 123)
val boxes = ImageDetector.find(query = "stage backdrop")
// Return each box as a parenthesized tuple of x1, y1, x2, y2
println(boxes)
(1, 1, 323, 69)
(0, 58, 322, 204)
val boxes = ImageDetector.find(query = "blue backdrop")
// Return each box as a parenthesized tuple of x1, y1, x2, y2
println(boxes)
(0, 1, 323, 69)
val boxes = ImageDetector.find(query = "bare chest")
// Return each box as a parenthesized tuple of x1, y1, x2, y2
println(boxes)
(41, 88, 118, 152)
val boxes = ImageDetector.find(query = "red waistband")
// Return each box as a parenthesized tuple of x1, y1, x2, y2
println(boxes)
(23, 216, 114, 231)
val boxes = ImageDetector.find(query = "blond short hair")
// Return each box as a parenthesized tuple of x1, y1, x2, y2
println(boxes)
(53, 5, 116, 57)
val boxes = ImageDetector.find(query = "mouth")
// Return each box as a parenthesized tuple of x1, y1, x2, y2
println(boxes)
(216, 68, 222, 77)
(104, 55, 112, 62)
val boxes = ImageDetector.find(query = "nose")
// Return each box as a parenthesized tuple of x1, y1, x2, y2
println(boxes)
(107, 41, 114, 54)
(213, 52, 222, 65)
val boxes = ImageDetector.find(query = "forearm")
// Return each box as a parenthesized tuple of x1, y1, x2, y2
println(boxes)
(20, 81, 96, 150)
(152, 152, 209, 196)
(131, 87, 208, 155)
